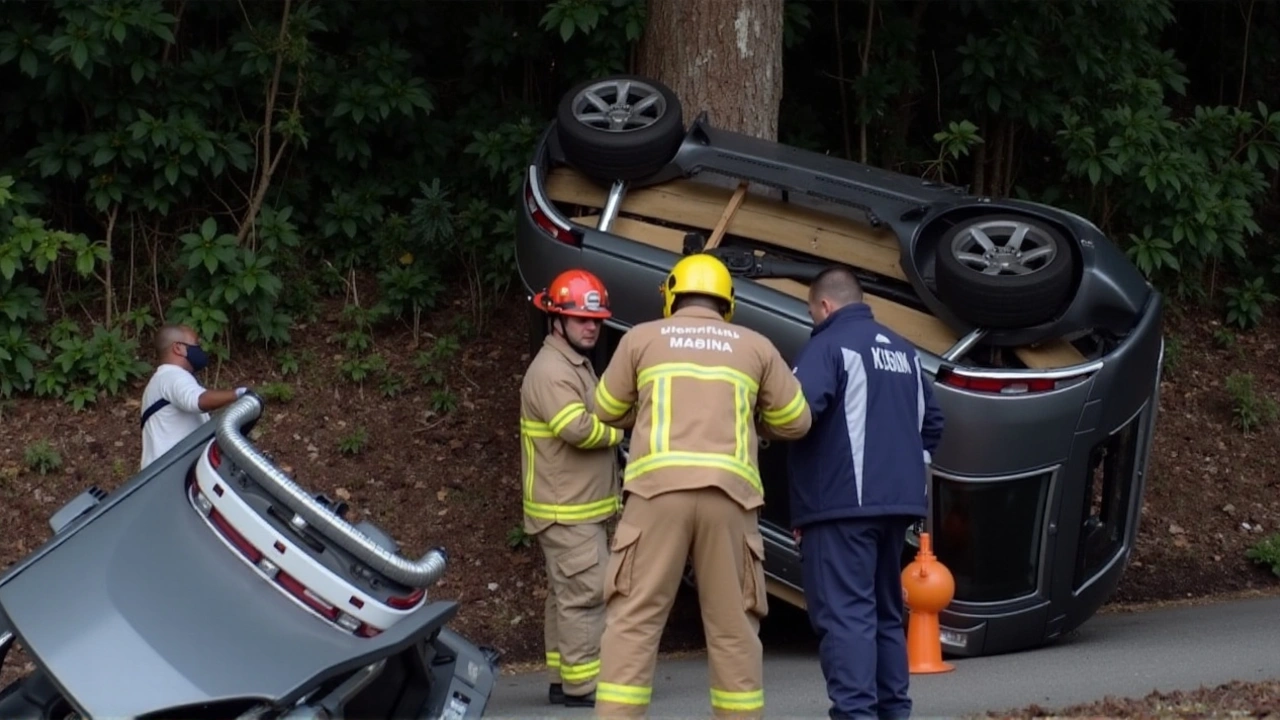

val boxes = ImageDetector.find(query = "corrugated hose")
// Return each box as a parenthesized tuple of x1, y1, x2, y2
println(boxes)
(215, 394, 448, 589)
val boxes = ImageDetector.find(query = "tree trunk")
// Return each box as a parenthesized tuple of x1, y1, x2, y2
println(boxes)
(637, 0, 785, 142)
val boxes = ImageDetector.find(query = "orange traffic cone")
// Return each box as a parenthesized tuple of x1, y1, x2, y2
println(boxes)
(901, 532, 955, 674)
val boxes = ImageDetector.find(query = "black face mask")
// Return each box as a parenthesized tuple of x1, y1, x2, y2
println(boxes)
(181, 343, 209, 372)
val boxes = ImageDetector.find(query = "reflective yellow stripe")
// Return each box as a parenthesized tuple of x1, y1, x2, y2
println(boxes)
(546, 651, 561, 668)
(520, 420, 553, 503)
(623, 450, 762, 494)
(597, 682, 652, 705)
(542, 403, 619, 449)
(761, 387, 807, 426)
(637, 363, 760, 469)
(559, 658, 601, 683)
(549, 402, 587, 435)
(650, 375, 670, 453)
(521, 418, 554, 503)
(523, 495, 620, 523)
(521, 418, 555, 438)
(637, 362, 759, 393)
(710, 687, 764, 711)
(584, 418, 604, 448)
(595, 382, 630, 417)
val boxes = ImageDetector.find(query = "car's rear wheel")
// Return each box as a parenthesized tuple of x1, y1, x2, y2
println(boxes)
(934, 214, 1075, 329)
(556, 74, 684, 182)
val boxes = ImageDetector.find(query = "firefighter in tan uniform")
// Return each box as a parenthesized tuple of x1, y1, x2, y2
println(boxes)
(521, 268, 631, 708)
(590, 253, 813, 719)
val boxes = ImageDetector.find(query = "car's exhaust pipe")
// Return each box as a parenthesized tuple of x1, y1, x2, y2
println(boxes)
(215, 394, 448, 589)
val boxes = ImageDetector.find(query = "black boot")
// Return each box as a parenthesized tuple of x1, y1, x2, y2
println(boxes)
(549, 683, 565, 704)
(564, 690, 596, 707)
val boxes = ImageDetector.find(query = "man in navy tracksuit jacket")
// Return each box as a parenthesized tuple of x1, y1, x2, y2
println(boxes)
(787, 266, 945, 720)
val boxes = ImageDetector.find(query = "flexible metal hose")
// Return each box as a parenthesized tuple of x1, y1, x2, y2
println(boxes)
(215, 394, 448, 589)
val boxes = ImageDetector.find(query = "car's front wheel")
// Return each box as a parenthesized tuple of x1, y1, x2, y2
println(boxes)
(934, 214, 1076, 329)
(556, 74, 685, 182)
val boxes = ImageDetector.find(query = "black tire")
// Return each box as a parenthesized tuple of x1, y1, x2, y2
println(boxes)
(934, 214, 1076, 328)
(556, 74, 684, 182)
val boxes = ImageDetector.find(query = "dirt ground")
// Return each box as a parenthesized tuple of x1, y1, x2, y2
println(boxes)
(990, 678, 1280, 718)
(2, 277, 1279, 695)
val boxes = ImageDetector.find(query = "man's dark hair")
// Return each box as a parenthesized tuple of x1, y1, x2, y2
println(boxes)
(809, 265, 864, 306)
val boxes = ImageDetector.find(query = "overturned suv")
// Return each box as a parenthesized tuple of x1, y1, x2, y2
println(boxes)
(516, 74, 1165, 658)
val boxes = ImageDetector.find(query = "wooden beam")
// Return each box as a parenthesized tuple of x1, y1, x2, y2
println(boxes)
(568, 213, 1086, 369)
(705, 182, 749, 250)
(766, 578, 807, 611)
(548, 166, 908, 282)
(571, 214, 958, 356)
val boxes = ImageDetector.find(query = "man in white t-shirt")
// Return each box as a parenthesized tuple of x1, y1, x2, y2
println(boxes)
(139, 324, 248, 469)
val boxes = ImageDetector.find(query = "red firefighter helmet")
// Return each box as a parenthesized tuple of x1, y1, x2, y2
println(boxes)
(531, 269, 612, 319)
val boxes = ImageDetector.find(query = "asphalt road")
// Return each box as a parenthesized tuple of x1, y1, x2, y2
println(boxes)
(485, 594, 1280, 718)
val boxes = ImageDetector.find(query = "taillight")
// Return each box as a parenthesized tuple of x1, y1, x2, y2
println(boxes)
(938, 368, 1089, 395)
(386, 587, 425, 609)
(208, 508, 263, 563)
(208, 442, 222, 469)
(277, 571, 340, 620)
(525, 175, 579, 246)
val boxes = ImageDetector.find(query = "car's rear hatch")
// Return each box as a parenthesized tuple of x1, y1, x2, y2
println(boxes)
(0, 458, 448, 719)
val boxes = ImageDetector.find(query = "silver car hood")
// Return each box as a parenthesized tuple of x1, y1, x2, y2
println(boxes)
(0, 443, 454, 719)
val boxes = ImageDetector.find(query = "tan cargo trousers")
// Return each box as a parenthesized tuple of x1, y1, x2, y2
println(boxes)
(595, 487, 769, 719)
(539, 521, 609, 696)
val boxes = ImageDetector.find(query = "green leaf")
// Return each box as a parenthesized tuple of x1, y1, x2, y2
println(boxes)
(92, 146, 115, 166)
(70, 40, 89, 71)
(19, 49, 38, 77)
(560, 16, 575, 42)
(75, 249, 95, 275)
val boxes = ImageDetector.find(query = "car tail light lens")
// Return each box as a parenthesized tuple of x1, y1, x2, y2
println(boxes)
(208, 507, 263, 564)
(937, 368, 1090, 395)
(277, 571, 340, 620)
(524, 176, 580, 246)
(208, 442, 222, 469)
(386, 587, 425, 609)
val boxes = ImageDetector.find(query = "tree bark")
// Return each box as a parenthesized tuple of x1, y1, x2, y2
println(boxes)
(637, 0, 785, 142)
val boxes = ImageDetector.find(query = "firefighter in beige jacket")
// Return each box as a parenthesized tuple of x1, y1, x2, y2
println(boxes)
(521, 268, 630, 708)
(590, 253, 813, 719)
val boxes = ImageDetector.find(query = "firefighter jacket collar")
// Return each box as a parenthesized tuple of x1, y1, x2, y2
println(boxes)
(671, 304, 725, 321)
(545, 331, 590, 367)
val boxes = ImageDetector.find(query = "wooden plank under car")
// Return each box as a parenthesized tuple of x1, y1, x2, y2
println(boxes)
(568, 213, 1087, 370)
(545, 166, 908, 283)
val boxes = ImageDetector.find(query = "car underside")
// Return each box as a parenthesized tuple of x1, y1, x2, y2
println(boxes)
(517, 74, 1165, 658)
